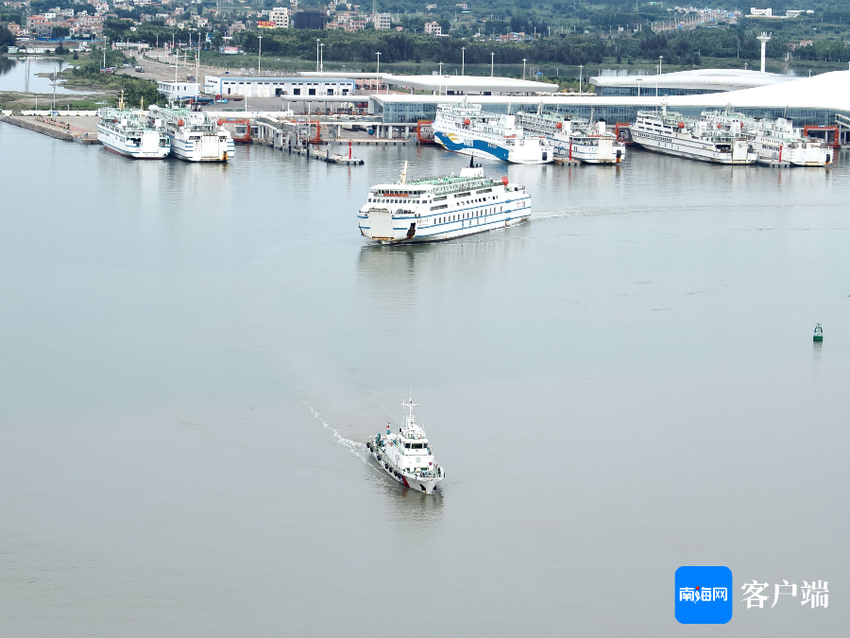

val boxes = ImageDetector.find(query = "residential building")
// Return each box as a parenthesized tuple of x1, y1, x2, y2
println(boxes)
(270, 6, 290, 28)
(372, 12, 391, 30)
(424, 21, 441, 35)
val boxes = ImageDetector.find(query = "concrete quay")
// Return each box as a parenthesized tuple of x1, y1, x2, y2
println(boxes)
(0, 113, 100, 144)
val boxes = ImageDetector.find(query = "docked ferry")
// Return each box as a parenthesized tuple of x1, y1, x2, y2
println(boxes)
(701, 111, 832, 167)
(357, 160, 532, 243)
(516, 111, 626, 164)
(149, 106, 235, 162)
(97, 105, 170, 159)
(631, 106, 758, 164)
(433, 101, 552, 164)
(366, 395, 445, 495)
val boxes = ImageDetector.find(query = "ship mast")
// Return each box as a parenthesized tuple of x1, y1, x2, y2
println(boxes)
(401, 391, 420, 432)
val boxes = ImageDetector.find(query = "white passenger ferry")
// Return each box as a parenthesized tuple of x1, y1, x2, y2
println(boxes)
(701, 111, 832, 167)
(366, 395, 445, 495)
(149, 106, 235, 162)
(357, 160, 532, 243)
(433, 101, 552, 164)
(516, 111, 626, 164)
(631, 106, 758, 164)
(97, 101, 170, 159)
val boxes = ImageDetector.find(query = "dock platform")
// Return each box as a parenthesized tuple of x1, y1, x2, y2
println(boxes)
(331, 138, 414, 146)
(554, 157, 582, 166)
(291, 145, 365, 165)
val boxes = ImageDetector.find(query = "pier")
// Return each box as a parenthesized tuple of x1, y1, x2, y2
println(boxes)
(0, 111, 100, 144)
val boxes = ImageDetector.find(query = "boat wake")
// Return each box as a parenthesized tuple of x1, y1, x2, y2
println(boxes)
(307, 405, 383, 475)
(532, 207, 630, 221)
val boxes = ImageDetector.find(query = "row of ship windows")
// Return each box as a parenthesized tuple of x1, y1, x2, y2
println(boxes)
(367, 193, 495, 206)
(432, 207, 504, 225)
(367, 198, 424, 204)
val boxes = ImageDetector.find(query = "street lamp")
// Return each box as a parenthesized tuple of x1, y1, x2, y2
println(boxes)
(657, 55, 663, 96)
(257, 35, 262, 74)
(522, 58, 527, 80)
(376, 51, 381, 93)
(461, 46, 465, 76)
(438, 61, 443, 76)
(579, 64, 583, 94)
(491, 52, 494, 77)
(316, 38, 321, 73)
(320, 42, 324, 74)
(52, 61, 57, 112)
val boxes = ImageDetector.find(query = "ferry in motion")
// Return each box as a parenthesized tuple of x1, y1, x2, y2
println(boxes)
(357, 160, 532, 243)
(433, 101, 552, 164)
(631, 105, 758, 164)
(366, 394, 445, 494)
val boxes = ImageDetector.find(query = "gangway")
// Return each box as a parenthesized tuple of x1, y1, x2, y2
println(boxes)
(835, 113, 850, 146)
(804, 124, 840, 148)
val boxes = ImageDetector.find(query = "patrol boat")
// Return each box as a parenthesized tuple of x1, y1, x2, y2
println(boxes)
(366, 395, 445, 495)
(357, 159, 531, 243)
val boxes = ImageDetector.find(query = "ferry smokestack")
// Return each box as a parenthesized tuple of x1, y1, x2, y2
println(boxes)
(757, 32, 771, 73)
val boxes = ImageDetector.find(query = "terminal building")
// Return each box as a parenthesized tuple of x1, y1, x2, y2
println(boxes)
(203, 76, 357, 98)
(590, 68, 795, 97)
(368, 70, 850, 135)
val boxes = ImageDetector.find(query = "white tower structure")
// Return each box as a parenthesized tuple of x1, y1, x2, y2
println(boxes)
(757, 32, 771, 73)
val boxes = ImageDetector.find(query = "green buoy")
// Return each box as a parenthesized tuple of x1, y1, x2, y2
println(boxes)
(813, 323, 824, 342)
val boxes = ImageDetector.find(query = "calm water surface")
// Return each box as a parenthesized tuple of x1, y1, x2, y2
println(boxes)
(1, 122, 849, 636)
(0, 57, 82, 94)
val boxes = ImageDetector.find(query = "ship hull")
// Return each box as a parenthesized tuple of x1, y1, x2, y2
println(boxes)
(434, 130, 551, 164)
(358, 202, 531, 244)
(548, 138, 625, 164)
(369, 447, 441, 494)
(97, 126, 170, 160)
(751, 141, 832, 167)
(631, 130, 757, 164)
(170, 135, 236, 162)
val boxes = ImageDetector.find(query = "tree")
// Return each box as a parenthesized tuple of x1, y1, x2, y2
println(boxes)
(0, 23, 15, 47)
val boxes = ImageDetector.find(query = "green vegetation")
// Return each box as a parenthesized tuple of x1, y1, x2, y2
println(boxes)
(66, 48, 166, 106)
(32, 0, 849, 70)
(1, 23, 16, 48)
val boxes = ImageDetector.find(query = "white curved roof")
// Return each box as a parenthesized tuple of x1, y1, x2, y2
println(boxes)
(382, 74, 558, 94)
(591, 68, 794, 91)
(372, 70, 850, 118)
(668, 69, 850, 110)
